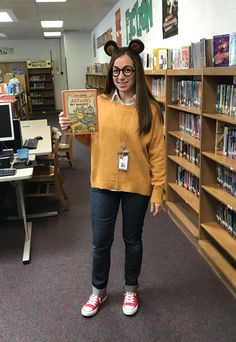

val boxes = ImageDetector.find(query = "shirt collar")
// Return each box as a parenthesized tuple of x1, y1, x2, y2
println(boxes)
(112, 89, 136, 105)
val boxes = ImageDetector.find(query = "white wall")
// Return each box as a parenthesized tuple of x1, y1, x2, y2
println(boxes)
(0, 39, 67, 110)
(91, 0, 236, 63)
(63, 33, 92, 90)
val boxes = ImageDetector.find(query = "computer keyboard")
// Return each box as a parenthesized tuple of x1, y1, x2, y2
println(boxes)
(0, 168, 17, 177)
(23, 138, 38, 149)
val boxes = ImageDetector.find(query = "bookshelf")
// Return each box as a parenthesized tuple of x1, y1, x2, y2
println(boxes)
(86, 73, 106, 94)
(85, 67, 236, 296)
(165, 68, 202, 245)
(200, 66, 236, 296)
(28, 67, 55, 114)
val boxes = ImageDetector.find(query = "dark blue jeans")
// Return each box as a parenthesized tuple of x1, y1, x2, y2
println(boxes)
(91, 188, 150, 292)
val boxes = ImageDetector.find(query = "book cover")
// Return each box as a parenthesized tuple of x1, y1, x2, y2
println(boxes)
(180, 46, 190, 69)
(229, 32, 236, 66)
(158, 49, 168, 69)
(172, 47, 181, 69)
(213, 34, 229, 67)
(61, 89, 98, 134)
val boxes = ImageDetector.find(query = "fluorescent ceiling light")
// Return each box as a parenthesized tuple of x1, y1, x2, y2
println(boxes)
(36, 1, 66, 2)
(0, 12, 13, 22)
(41, 20, 63, 28)
(0, 33, 7, 37)
(44, 31, 61, 37)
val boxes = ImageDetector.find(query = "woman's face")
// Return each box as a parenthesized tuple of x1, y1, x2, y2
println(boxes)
(112, 54, 135, 99)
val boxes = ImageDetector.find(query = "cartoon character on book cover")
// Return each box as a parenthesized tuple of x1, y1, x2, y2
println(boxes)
(62, 90, 98, 134)
(213, 34, 229, 67)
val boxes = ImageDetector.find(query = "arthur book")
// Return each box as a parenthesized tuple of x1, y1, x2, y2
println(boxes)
(61, 89, 98, 134)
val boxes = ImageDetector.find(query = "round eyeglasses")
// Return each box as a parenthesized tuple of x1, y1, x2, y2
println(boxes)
(112, 65, 135, 77)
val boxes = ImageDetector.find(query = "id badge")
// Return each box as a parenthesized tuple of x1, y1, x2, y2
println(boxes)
(118, 152, 129, 171)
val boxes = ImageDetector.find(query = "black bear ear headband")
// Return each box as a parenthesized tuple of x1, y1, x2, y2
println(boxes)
(104, 39, 144, 56)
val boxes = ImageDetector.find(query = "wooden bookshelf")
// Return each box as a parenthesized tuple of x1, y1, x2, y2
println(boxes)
(28, 67, 55, 114)
(200, 66, 236, 297)
(85, 67, 236, 296)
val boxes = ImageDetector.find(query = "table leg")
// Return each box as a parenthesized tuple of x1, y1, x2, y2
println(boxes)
(16, 180, 32, 264)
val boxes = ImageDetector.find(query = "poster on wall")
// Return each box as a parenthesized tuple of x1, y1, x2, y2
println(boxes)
(162, 0, 178, 39)
(97, 28, 113, 49)
(115, 8, 122, 47)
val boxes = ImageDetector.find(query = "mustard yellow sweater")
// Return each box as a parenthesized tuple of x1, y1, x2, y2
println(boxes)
(76, 95, 165, 204)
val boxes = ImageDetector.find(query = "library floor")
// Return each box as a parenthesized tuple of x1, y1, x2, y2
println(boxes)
(0, 113, 236, 342)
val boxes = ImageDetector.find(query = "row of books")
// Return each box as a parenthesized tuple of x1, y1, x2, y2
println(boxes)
(172, 79, 202, 107)
(150, 77, 165, 99)
(217, 202, 236, 237)
(87, 63, 109, 74)
(176, 165, 200, 197)
(179, 112, 201, 140)
(175, 139, 200, 167)
(216, 164, 236, 197)
(216, 82, 236, 115)
(222, 126, 236, 159)
(142, 31, 236, 71)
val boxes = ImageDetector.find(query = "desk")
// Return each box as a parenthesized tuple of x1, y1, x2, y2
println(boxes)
(21, 119, 48, 128)
(2, 119, 53, 264)
(0, 166, 33, 263)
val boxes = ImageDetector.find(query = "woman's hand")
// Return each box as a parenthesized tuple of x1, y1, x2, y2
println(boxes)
(58, 111, 71, 131)
(150, 202, 162, 216)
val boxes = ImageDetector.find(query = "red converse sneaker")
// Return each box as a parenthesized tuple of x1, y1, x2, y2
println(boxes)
(122, 291, 139, 315)
(81, 293, 107, 317)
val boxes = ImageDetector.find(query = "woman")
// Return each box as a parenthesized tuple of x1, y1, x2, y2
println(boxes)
(59, 39, 165, 317)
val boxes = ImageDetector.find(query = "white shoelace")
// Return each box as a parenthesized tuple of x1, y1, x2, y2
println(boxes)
(87, 294, 101, 306)
(124, 292, 136, 304)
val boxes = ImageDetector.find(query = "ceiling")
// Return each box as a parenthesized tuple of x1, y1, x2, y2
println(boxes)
(0, 0, 119, 40)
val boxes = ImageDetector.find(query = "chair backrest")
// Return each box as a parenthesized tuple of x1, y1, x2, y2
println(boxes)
(52, 130, 62, 172)
(51, 126, 61, 152)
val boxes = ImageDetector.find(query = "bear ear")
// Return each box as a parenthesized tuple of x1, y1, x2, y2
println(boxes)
(128, 39, 144, 54)
(104, 40, 119, 56)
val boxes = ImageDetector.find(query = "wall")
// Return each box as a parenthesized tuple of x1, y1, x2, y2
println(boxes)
(0, 39, 67, 110)
(63, 33, 92, 90)
(91, 0, 236, 64)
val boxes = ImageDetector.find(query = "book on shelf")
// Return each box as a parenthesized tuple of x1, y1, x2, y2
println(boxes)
(213, 34, 230, 67)
(190, 38, 213, 67)
(180, 46, 190, 69)
(61, 89, 98, 135)
(158, 49, 168, 69)
(229, 32, 236, 66)
(190, 41, 201, 68)
(172, 47, 181, 69)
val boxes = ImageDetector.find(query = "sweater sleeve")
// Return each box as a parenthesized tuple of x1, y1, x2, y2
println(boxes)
(148, 110, 166, 204)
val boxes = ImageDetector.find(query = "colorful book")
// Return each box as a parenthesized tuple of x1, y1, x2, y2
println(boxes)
(180, 46, 190, 69)
(61, 89, 98, 134)
(213, 34, 230, 67)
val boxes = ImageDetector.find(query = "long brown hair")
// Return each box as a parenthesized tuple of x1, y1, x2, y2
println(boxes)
(103, 47, 163, 135)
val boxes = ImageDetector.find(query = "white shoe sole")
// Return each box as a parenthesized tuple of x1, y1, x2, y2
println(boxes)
(81, 294, 107, 317)
(122, 304, 139, 316)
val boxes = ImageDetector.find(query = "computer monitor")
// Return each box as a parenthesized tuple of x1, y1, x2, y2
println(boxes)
(4, 119, 23, 153)
(0, 102, 15, 157)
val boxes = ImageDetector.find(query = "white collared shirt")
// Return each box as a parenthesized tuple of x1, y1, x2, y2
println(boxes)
(112, 89, 136, 105)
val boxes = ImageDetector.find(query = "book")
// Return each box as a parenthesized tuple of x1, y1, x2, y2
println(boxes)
(229, 32, 236, 66)
(180, 46, 190, 69)
(213, 34, 230, 67)
(172, 47, 181, 69)
(61, 89, 98, 134)
(158, 49, 168, 69)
